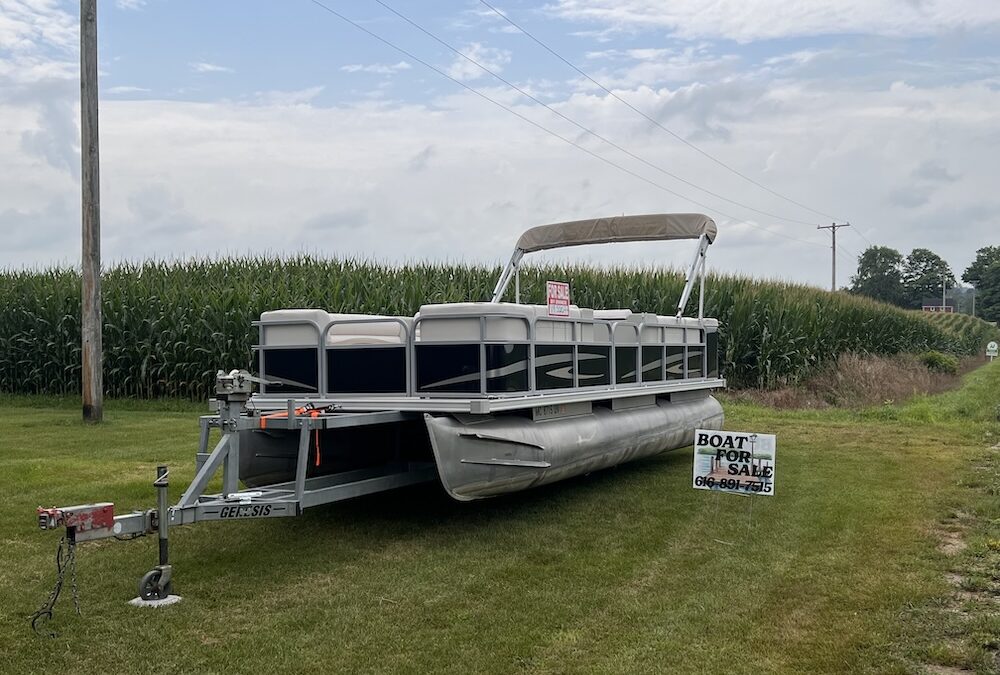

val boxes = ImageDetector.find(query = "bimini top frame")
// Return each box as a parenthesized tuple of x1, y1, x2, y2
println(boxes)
(490, 213, 718, 319)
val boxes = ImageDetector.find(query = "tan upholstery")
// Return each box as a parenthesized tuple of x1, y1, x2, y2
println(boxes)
(260, 309, 411, 346)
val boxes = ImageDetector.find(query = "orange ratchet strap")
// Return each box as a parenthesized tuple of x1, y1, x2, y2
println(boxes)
(257, 405, 325, 467)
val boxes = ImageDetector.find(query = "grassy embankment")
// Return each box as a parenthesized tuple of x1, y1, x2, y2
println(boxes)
(1, 364, 998, 673)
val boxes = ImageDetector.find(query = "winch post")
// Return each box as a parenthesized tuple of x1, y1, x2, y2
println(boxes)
(222, 403, 240, 496)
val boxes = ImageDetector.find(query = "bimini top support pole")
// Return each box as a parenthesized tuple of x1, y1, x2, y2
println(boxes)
(491, 249, 525, 303)
(698, 249, 707, 320)
(514, 259, 521, 304)
(677, 234, 710, 318)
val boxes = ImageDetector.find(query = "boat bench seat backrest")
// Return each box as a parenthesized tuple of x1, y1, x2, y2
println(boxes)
(260, 309, 411, 346)
(326, 313, 412, 345)
(415, 304, 715, 345)
(259, 307, 718, 347)
(594, 310, 675, 344)
(259, 309, 329, 346)
(658, 315, 717, 343)
(535, 305, 594, 342)
(417, 302, 535, 341)
(417, 302, 595, 343)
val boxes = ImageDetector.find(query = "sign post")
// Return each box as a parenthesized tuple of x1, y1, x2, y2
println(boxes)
(693, 429, 776, 495)
(987, 341, 998, 362)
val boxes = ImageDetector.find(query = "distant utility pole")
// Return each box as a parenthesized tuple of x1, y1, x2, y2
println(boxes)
(817, 222, 850, 292)
(941, 274, 948, 310)
(972, 285, 976, 317)
(81, 0, 103, 422)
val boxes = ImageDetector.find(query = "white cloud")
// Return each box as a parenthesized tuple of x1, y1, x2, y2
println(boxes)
(575, 46, 741, 89)
(253, 85, 325, 106)
(340, 61, 411, 75)
(446, 42, 512, 81)
(189, 62, 233, 74)
(3, 71, 999, 289)
(106, 85, 151, 94)
(449, 5, 521, 34)
(115, 0, 146, 9)
(0, 0, 77, 53)
(548, 0, 1000, 41)
(764, 50, 833, 67)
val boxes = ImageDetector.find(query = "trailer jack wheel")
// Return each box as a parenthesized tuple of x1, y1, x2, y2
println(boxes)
(138, 565, 173, 601)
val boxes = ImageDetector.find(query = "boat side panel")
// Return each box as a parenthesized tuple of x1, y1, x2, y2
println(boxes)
(425, 394, 724, 501)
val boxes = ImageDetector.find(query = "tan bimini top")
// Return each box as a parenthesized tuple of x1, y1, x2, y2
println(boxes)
(514, 213, 717, 253)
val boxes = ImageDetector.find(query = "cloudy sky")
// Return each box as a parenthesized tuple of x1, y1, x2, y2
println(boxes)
(2, 0, 998, 289)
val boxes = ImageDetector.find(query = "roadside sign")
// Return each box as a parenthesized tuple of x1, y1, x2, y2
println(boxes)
(546, 281, 570, 317)
(693, 429, 776, 495)
(988, 341, 998, 360)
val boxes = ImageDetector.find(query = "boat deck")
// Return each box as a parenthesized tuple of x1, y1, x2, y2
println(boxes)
(250, 376, 726, 414)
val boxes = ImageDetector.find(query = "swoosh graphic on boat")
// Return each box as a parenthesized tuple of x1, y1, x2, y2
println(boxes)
(422, 351, 607, 390)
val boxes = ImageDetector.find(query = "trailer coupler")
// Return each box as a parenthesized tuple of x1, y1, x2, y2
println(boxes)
(33, 464, 175, 633)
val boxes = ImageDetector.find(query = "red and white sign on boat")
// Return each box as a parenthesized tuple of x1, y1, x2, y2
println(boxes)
(546, 281, 570, 317)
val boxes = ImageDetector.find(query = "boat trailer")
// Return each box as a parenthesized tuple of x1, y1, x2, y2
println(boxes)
(32, 369, 437, 629)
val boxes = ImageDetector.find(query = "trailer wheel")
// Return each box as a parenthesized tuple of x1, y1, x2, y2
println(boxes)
(138, 569, 172, 601)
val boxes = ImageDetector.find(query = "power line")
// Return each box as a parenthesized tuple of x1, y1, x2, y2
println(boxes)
(478, 0, 844, 224)
(837, 244, 857, 260)
(305, 0, 827, 250)
(372, 0, 823, 228)
(847, 225, 874, 248)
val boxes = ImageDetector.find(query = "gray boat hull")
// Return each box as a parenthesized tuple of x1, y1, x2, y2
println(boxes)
(424, 394, 724, 501)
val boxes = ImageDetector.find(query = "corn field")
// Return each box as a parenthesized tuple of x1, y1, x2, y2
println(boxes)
(919, 311, 1000, 356)
(0, 256, 974, 399)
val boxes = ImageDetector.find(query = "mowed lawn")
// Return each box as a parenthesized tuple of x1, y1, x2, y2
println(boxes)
(1, 365, 998, 674)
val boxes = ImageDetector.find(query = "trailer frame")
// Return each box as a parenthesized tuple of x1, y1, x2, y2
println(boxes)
(36, 370, 439, 602)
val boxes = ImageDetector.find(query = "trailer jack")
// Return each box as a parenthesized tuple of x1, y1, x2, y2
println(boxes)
(138, 465, 174, 601)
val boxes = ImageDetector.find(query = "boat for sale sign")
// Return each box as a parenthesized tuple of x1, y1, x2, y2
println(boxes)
(546, 281, 570, 317)
(693, 429, 776, 495)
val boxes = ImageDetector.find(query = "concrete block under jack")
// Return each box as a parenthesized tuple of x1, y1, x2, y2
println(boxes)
(128, 595, 182, 607)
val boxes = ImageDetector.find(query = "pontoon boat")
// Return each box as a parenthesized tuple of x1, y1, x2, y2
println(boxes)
(243, 213, 725, 500)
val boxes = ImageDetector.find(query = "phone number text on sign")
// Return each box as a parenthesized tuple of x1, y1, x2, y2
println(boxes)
(692, 429, 776, 496)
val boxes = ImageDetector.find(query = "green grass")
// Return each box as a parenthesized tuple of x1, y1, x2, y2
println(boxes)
(1, 367, 999, 673)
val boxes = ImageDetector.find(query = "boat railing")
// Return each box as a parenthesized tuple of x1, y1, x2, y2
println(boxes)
(253, 310, 717, 400)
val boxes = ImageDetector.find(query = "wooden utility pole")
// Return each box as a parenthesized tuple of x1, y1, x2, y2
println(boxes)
(81, 0, 103, 422)
(817, 222, 850, 292)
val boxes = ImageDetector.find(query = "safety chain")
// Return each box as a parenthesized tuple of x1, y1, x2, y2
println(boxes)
(30, 534, 81, 637)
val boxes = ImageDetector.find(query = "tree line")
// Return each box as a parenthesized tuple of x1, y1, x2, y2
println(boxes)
(849, 245, 1000, 322)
